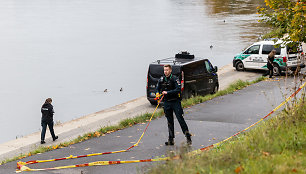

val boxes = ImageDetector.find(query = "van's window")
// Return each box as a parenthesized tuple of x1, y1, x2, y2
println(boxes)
(204, 61, 213, 73)
(188, 63, 204, 76)
(149, 65, 164, 78)
(149, 65, 181, 78)
(262, 45, 281, 55)
(244, 45, 260, 54)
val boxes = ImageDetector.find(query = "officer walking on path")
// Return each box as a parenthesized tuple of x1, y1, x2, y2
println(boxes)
(156, 64, 192, 145)
(41, 98, 58, 144)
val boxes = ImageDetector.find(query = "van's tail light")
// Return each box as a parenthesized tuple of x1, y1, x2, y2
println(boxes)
(283, 56, 287, 63)
(181, 71, 184, 92)
(146, 74, 148, 89)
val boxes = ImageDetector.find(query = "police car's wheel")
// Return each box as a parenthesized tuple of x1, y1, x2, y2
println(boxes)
(273, 64, 281, 76)
(235, 61, 244, 71)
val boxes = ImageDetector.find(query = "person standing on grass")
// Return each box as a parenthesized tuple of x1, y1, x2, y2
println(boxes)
(41, 98, 58, 144)
(263, 49, 276, 78)
(156, 64, 192, 145)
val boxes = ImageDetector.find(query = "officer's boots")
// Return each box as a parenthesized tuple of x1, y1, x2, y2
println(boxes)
(187, 135, 192, 145)
(186, 133, 192, 145)
(165, 138, 174, 146)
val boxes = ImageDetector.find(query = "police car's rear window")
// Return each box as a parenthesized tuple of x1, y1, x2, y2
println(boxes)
(262, 45, 281, 55)
(286, 46, 298, 54)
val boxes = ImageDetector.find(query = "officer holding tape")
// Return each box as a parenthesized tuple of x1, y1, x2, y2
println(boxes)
(156, 64, 192, 145)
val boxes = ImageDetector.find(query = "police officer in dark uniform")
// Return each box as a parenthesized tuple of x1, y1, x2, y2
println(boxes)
(156, 64, 192, 145)
(263, 49, 276, 78)
(41, 98, 58, 144)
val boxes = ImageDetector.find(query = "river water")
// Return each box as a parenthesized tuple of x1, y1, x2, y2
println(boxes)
(0, 0, 266, 143)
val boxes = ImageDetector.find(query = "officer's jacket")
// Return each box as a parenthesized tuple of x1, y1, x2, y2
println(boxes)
(156, 74, 181, 101)
(41, 103, 54, 122)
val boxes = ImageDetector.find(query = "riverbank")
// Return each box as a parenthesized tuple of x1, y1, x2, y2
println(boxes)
(0, 64, 262, 162)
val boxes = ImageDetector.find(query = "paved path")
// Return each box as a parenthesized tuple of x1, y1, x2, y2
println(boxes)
(1, 73, 305, 173)
(0, 64, 262, 162)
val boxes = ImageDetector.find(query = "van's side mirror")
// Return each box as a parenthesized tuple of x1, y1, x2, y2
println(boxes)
(214, 66, 218, 72)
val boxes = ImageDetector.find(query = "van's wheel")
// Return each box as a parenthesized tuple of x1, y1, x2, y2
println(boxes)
(273, 64, 281, 76)
(189, 90, 196, 98)
(149, 100, 157, 105)
(235, 61, 244, 71)
(211, 84, 219, 94)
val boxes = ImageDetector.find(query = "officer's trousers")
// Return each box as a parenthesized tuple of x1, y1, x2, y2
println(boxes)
(41, 121, 56, 141)
(163, 100, 190, 140)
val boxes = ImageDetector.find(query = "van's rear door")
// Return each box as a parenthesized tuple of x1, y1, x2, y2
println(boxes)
(183, 60, 208, 96)
(147, 64, 182, 99)
(147, 64, 164, 99)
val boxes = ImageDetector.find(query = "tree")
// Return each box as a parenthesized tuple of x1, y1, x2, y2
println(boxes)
(257, 0, 305, 46)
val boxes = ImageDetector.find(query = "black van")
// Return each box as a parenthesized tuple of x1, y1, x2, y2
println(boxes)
(146, 52, 219, 105)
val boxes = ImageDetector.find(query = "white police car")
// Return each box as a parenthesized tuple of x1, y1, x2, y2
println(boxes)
(233, 40, 305, 75)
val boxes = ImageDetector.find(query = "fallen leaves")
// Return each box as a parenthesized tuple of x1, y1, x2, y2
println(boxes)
(262, 151, 270, 156)
(234, 166, 243, 173)
(52, 145, 58, 150)
(94, 131, 101, 137)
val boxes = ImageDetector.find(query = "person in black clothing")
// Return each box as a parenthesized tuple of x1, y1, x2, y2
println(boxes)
(156, 64, 192, 145)
(41, 98, 58, 144)
(263, 49, 276, 78)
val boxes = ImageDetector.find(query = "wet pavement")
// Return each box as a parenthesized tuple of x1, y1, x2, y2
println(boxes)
(1, 74, 305, 174)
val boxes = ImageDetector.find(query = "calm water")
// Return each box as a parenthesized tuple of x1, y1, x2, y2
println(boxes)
(0, 0, 266, 143)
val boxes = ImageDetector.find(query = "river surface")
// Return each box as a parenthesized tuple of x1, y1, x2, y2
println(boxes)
(0, 0, 266, 143)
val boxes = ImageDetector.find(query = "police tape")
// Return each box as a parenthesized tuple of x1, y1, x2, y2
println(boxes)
(16, 96, 164, 172)
(194, 80, 306, 153)
(16, 81, 306, 172)
(17, 157, 171, 172)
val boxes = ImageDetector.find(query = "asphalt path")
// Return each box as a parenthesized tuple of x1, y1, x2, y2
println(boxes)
(1, 74, 305, 174)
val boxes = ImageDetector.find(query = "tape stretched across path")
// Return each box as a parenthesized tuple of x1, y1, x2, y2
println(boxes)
(16, 82, 306, 172)
(16, 95, 164, 172)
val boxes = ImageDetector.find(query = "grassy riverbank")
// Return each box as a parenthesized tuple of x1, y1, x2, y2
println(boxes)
(148, 95, 306, 174)
(0, 77, 264, 165)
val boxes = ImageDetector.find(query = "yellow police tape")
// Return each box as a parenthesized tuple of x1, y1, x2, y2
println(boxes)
(16, 81, 306, 172)
(16, 95, 164, 172)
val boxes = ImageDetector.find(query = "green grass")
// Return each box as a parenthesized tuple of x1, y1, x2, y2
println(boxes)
(148, 95, 306, 174)
(0, 77, 265, 165)
(181, 77, 265, 108)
